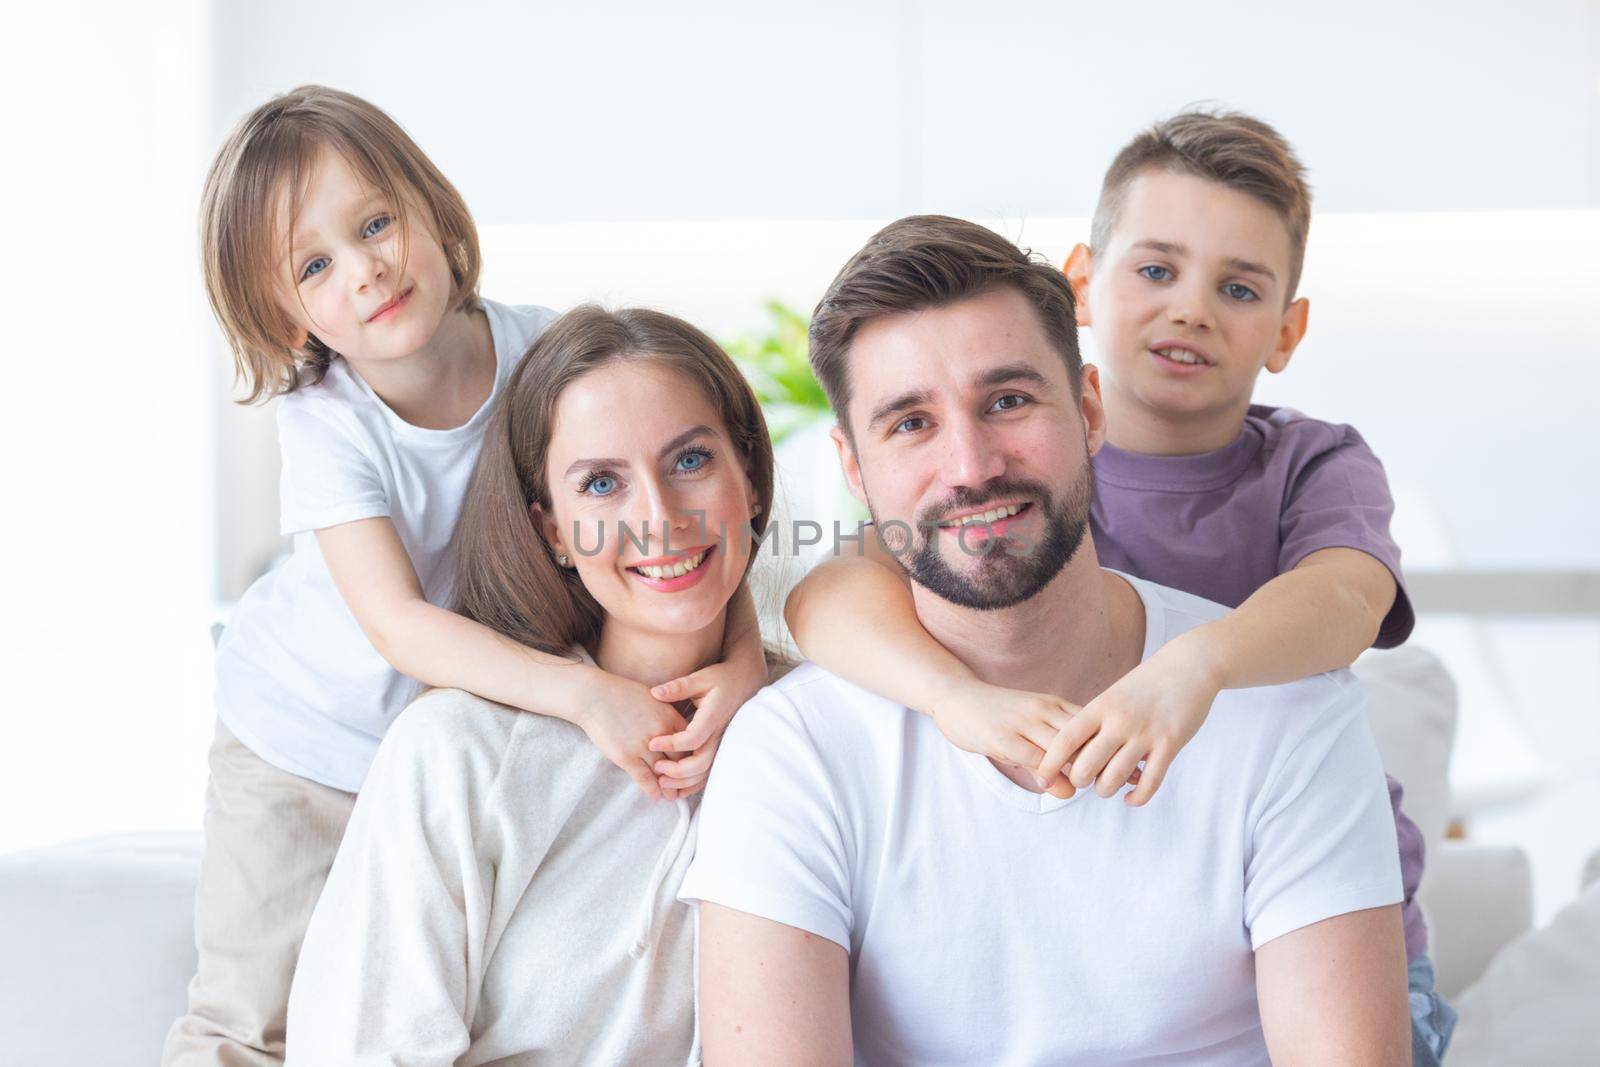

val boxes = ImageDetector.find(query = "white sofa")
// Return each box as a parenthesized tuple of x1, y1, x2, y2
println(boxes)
(4, 645, 1596, 1064)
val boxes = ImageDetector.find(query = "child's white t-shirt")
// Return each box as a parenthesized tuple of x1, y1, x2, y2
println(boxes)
(213, 299, 558, 792)
(679, 573, 1404, 1067)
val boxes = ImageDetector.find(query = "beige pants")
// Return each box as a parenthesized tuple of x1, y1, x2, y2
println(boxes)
(161, 720, 356, 1067)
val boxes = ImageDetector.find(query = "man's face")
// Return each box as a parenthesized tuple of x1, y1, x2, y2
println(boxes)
(833, 285, 1104, 610)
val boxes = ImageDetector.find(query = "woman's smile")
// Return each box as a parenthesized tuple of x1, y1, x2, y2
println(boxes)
(626, 544, 717, 591)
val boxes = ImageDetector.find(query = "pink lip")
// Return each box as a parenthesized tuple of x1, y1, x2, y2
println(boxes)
(366, 287, 413, 323)
(627, 544, 716, 592)
(937, 502, 1033, 544)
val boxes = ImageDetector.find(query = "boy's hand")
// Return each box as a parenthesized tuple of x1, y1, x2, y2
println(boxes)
(574, 668, 689, 801)
(928, 678, 1082, 798)
(1035, 640, 1220, 806)
(646, 656, 769, 799)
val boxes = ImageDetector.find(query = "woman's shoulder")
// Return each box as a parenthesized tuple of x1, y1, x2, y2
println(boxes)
(371, 688, 526, 785)
(387, 687, 600, 781)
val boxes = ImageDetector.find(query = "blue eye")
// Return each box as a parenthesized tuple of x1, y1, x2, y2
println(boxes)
(301, 256, 329, 280)
(1223, 282, 1258, 302)
(581, 473, 619, 496)
(675, 447, 712, 473)
(363, 215, 391, 239)
(893, 415, 927, 435)
(1139, 265, 1172, 282)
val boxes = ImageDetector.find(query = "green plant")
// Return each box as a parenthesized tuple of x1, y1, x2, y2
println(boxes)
(724, 300, 831, 444)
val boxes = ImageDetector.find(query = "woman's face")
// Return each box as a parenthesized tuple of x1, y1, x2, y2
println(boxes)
(539, 359, 757, 638)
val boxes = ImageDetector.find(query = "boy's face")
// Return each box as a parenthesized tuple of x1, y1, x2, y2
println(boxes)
(1070, 170, 1308, 429)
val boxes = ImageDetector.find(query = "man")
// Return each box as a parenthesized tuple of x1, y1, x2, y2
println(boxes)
(679, 216, 1409, 1066)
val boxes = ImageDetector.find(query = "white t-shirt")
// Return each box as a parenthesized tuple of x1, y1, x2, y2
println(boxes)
(679, 573, 1403, 1067)
(213, 299, 558, 791)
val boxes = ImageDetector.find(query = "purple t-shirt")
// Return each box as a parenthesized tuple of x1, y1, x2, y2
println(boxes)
(1091, 404, 1427, 961)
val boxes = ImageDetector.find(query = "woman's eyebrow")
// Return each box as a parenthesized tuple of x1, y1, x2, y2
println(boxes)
(562, 425, 715, 480)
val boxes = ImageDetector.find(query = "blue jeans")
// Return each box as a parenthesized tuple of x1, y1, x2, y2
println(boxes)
(1409, 954, 1457, 1065)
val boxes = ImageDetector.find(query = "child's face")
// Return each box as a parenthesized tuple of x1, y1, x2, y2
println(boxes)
(538, 359, 757, 642)
(1074, 170, 1308, 427)
(279, 146, 455, 368)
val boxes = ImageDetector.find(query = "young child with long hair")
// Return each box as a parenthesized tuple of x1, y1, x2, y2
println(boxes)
(163, 85, 766, 1067)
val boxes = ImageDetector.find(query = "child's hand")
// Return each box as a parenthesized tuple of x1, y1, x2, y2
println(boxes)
(1034, 642, 1220, 806)
(576, 668, 689, 801)
(646, 656, 769, 799)
(928, 679, 1082, 797)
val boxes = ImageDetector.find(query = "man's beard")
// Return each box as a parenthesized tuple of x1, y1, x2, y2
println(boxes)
(893, 461, 1092, 612)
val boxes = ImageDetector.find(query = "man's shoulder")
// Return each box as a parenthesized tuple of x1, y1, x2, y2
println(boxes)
(1130, 572, 1233, 639)
(725, 661, 914, 759)
(1205, 665, 1368, 779)
(768, 660, 912, 718)
(1130, 574, 1366, 749)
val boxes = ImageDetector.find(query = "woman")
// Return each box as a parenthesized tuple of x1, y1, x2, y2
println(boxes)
(284, 306, 776, 1065)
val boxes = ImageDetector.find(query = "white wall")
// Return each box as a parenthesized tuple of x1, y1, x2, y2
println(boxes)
(0, 1, 217, 853)
(210, 0, 1600, 225)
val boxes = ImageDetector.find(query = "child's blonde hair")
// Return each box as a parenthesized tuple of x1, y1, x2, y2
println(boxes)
(201, 85, 482, 403)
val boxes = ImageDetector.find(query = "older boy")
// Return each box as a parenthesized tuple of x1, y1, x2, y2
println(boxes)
(782, 112, 1453, 1062)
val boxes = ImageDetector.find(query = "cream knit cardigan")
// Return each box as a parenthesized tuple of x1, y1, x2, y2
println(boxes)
(286, 685, 701, 1066)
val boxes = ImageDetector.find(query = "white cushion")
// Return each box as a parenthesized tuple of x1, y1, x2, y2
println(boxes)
(1448, 883, 1600, 1065)
(1419, 843, 1533, 999)
(1353, 644, 1457, 853)
(0, 832, 200, 1067)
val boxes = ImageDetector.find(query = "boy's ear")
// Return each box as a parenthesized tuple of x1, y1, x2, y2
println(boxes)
(1266, 297, 1311, 375)
(830, 425, 870, 510)
(1077, 364, 1108, 456)
(1063, 244, 1094, 327)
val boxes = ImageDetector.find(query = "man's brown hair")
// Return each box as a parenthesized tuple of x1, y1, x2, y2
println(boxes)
(1090, 109, 1312, 300)
(809, 215, 1082, 435)
(200, 85, 482, 403)
(453, 306, 775, 659)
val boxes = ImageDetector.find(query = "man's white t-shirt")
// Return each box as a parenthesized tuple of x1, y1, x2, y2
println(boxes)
(680, 573, 1403, 1067)
(213, 299, 557, 792)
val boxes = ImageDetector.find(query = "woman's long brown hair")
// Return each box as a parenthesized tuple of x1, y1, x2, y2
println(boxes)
(454, 306, 775, 660)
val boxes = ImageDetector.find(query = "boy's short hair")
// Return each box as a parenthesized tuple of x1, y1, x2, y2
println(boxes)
(1090, 109, 1312, 300)
(201, 85, 481, 403)
(809, 215, 1082, 435)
